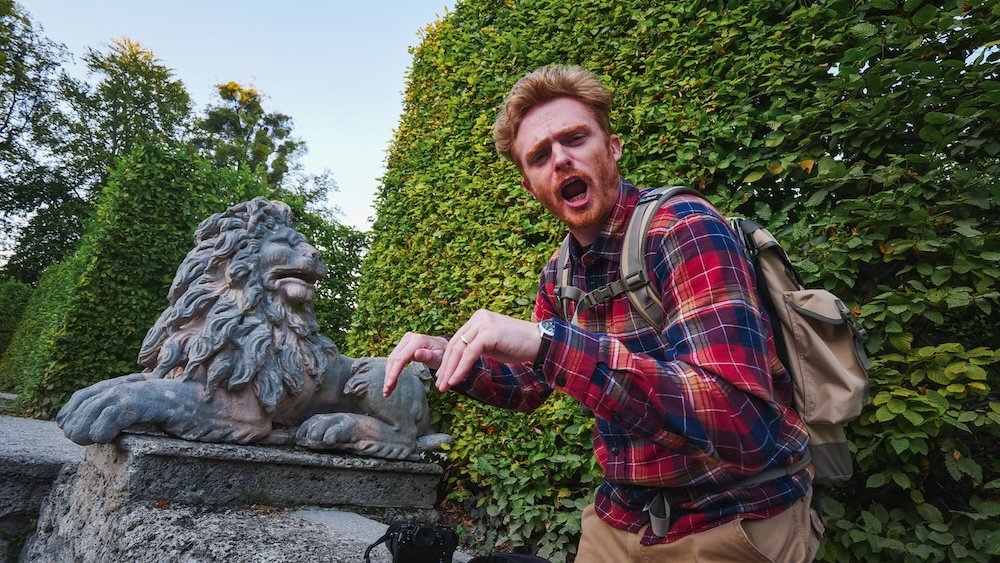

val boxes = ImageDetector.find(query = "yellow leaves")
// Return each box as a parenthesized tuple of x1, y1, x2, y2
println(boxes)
(110, 38, 155, 63)
(217, 81, 261, 106)
(799, 159, 816, 173)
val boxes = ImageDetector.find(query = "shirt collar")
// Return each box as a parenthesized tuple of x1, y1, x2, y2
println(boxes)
(567, 179, 640, 267)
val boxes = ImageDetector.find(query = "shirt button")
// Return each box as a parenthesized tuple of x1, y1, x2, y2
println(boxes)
(555, 376, 567, 386)
(611, 447, 620, 456)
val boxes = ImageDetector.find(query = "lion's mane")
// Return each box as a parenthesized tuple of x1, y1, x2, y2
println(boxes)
(137, 198, 338, 413)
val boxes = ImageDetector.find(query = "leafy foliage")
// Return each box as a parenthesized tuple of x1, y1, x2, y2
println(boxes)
(352, 0, 999, 560)
(0, 0, 62, 174)
(0, 277, 31, 358)
(54, 38, 192, 191)
(0, 254, 83, 398)
(0, 198, 89, 284)
(192, 81, 303, 188)
(0, 0, 67, 267)
(2, 35, 193, 283)
(296, 210, 369, 353)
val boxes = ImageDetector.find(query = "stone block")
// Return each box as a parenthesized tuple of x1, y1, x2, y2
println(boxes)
(100, 433, 442, 518)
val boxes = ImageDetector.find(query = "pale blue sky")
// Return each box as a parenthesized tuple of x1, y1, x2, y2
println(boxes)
(20, 0, 454, 230)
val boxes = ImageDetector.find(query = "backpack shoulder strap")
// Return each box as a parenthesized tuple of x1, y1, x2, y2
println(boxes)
(620, 186, 703, 331)
(553, 235, 581, 321)
(551, 186, 703, 328)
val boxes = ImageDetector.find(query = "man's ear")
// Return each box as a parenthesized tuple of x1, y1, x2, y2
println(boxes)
(610, 134, 622, 162)
(521, 177, 536, 197)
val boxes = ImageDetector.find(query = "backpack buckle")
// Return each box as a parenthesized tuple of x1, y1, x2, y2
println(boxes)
(622, 269, 649, 290)
(580, 283, 616, 310)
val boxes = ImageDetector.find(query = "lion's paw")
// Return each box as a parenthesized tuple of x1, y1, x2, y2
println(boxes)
(295, 413, 358, 449)
(294, 413, 418, 460)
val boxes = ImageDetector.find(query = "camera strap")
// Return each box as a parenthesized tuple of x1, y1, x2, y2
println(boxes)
(363, 528, 393, 563)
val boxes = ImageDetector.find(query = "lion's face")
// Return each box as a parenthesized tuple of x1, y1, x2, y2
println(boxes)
(259, 225, 328, 305)
(137, 198, 339, 413)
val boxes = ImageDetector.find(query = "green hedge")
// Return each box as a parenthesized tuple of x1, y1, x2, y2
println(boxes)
(351, 0, 998, 560)
(0, 255, 84, 398)
(0, 278, 31, 360)
(296, 212, 369, 354)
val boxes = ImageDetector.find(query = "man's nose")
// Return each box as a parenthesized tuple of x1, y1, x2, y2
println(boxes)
(552, 144, 572, 171)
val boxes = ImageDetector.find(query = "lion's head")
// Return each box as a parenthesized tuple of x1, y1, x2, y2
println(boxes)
(137, 198, 337, 413)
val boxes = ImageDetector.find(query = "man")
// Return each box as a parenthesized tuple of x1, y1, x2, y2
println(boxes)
(384, 65, 820, 562)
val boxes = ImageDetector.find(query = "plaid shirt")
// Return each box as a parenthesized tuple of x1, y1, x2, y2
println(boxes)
(455, 180, 811, 544)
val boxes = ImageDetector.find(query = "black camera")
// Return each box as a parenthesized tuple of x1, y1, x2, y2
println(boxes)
(364, 521, 458, 563)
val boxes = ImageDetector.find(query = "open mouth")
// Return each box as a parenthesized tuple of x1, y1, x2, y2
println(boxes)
(560, 178, 588, 202)
(269, 266, 327, 287)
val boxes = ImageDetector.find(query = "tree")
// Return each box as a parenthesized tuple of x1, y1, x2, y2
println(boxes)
(192, 81, 303, 188)
(0, 197, 88, 282)
(53, 37, 191, 191)
(1, 37, 192, 283)
(0, 0, 66, 263)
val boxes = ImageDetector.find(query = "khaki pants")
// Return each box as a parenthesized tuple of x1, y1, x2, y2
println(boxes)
(575, 488, 824, 563)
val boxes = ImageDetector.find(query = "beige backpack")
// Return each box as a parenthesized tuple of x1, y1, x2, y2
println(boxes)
(554, 186, 870, 486)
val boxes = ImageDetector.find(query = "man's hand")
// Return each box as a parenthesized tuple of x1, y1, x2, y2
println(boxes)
(383, 310, 543, 396)
(384, 333, 449, 397)
(435, 309, 541, 393)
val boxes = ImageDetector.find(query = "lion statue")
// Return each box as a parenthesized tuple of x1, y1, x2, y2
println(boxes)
(57, 198, 449, 461)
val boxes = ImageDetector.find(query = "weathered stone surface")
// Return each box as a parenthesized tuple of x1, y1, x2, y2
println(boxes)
(19, 431, 460, 561)
(95, 433, 442, 516)
(22, 471, 396, 563)
(0, 416, 83, 562)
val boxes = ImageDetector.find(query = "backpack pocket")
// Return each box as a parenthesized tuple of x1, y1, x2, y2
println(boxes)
(781, 289, 870, 425)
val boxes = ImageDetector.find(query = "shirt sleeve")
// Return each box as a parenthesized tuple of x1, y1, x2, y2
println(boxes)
(537, 207, 795, 473)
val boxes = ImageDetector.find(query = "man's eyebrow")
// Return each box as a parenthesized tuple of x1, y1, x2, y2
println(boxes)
(524, 124, 590, 161)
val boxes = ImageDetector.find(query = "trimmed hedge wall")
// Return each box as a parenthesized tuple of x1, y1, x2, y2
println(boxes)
(351, 0, 998, 561)
(0, 254, 84, 399)
(0, 278, 31, 360)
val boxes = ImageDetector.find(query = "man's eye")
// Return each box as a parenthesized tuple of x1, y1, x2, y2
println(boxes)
(568, 134, 585, 145)
(531, 151, 548, 164)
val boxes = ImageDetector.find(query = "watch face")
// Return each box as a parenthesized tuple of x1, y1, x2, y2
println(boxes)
(540, 319, 556, 337)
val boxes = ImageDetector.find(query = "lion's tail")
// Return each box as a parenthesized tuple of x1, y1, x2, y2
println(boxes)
(416, 433, 452, 451)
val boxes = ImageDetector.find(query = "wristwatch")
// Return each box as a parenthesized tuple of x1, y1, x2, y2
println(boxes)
(534, 319, 555, 371)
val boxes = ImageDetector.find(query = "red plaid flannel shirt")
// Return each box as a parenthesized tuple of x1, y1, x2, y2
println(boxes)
(455, 181, 812, 544)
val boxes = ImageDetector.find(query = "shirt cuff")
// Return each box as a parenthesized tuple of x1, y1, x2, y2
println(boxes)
(538, 318, 601, 395)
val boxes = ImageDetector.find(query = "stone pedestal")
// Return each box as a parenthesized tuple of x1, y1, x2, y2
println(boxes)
(20, 433, 449, 562)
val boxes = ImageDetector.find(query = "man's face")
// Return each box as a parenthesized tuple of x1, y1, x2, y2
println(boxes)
(514, 97, 622, 246)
